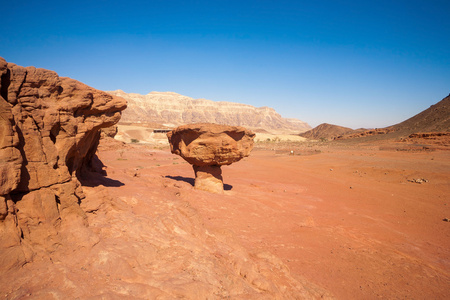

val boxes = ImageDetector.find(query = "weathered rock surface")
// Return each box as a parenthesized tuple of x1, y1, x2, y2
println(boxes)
(107, 90, 311, 133)
(100, 124, 119, 138)
(168, 123, 254, 193)
(0, 57, 126, 271)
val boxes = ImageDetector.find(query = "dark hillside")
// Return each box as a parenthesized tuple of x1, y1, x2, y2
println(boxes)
(390, 94, 450, 134)
(299, 123, 354, 140)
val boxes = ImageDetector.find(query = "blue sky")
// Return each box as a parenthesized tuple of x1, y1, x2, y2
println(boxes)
(2, 0, 449, 128)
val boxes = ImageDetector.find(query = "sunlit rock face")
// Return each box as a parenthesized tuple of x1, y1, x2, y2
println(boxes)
(167, 123, 255, 193)
(107, 89, 312, 134)
(0, 57, 126, 271)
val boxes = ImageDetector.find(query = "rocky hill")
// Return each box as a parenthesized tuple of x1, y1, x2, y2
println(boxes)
(299, 123, 354, 140)
(390, 94, 450, 133)
(107, 90, 311, 133)
(316, 94, 450, 142)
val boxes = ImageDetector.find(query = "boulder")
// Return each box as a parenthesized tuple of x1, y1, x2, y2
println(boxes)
(0, 57, 126, 271)
(167, 123, 254, 193)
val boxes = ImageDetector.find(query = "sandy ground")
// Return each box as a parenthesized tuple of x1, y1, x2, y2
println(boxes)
(94, 139, 449, 299)
(115, 124, 170, 144)
(116, 124, 308, 145)
(254, 133, 308, 143)
(3, 137, 449, 299)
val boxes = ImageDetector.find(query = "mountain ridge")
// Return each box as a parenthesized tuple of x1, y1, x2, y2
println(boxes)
(107, 90, 311, 133)
(301, 94, 450, 141)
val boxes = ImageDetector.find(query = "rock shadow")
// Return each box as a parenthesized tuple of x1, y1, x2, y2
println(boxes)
(165, 175, 195, 186)
(79, 171, 124, 187)
(224, 183, 233, 191)
(165, 175, 233, 190)
(78, 154, 125, 187)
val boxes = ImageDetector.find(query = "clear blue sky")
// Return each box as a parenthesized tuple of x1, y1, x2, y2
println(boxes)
(2, 0, 449, 128)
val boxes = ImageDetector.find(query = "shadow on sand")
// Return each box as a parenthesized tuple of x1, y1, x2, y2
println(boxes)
(79, 172, 125, 188)
(165, 175, 233, 190)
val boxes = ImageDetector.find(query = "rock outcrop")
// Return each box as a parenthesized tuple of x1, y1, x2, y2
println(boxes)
(107, 90, 311, 133)
(0, 57, 126, 271)
(334, 128, 395, 140)
(167, 123, 254, 193)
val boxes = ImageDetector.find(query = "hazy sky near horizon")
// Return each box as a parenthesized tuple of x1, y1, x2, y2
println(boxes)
(1, 0, 449, 128)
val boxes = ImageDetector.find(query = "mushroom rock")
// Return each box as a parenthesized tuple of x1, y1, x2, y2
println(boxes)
(0, 57, 126, 271)
(167, 123, 255, 193)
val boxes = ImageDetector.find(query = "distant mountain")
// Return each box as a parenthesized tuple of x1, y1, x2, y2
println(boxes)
(106, 90, 311, 133)
(332, 94, 450, 142)
(299, 123, 354, 140)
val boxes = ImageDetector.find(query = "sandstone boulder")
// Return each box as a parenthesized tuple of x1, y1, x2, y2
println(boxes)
(0, 57, 126, 271)
(167, 123, 254, 193)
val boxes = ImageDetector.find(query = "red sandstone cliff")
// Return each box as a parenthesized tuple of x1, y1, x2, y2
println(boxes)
(0, 57, 127, 271)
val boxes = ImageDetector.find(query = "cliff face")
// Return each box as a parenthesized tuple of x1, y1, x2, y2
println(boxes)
(107, 90, 311, 133)
(0, 57, 126, 271)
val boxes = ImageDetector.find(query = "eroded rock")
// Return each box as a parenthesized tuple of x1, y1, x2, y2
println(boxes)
(0, 57, 126, 271)
(167, 123, 254, 193)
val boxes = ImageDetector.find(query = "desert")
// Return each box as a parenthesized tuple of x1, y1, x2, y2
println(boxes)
(1, 56, 449, 299)
(4, 136, 450, 299)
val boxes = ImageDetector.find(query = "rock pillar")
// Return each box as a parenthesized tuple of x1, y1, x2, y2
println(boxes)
(193, 165, 224, 193)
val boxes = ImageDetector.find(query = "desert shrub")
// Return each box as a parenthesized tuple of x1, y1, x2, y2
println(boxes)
(130, 138, 139, 143)
(117, 149, 127, 160)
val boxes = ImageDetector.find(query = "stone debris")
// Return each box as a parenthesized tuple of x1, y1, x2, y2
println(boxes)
(408, 178, 429, 184)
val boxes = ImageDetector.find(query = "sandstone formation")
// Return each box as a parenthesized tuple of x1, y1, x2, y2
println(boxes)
(107, 90, 311, 133)
(100, 124, 119, 138)
(0, 57, 126, 271)
(167, 123, 254, 193)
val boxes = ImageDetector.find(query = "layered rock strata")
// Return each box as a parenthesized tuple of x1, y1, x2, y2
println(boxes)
(108, 90, 311, 133)
(167, 123, 254, 193)
(0, 57, 126, 271)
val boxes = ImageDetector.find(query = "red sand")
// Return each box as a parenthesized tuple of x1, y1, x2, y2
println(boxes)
(98, 141, 449, 299)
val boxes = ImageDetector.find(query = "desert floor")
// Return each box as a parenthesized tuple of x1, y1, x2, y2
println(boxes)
(96, 139, 449, 299)
(4, 138, 449, 299)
